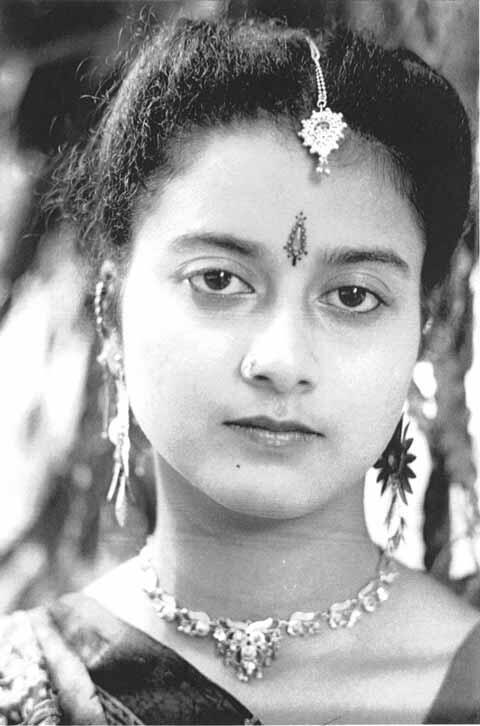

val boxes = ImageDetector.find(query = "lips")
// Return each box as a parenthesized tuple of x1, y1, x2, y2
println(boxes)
(224, 416, 321, 450)
(225, 415, 320, 435)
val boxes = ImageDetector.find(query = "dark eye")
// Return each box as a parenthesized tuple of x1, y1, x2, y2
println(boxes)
(339, 286, 367, 307)
(188, 269, 253, 295)
(204, 270, 232, 290)
(324, 286, 381, 313)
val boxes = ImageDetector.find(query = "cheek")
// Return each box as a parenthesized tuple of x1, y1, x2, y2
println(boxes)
(330, 313, 421, 465)
(121, 281, 237, 453)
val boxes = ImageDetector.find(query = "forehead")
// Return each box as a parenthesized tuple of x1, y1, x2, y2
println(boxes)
(134, 125, 423, 259)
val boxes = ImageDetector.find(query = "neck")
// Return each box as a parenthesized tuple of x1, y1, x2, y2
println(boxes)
(148, 455, 381, 621)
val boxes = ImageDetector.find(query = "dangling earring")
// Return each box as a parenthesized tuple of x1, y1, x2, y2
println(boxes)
(94, 261, 134, 527)
(373, 416, 416, 554)
(106, 370, 131, 527)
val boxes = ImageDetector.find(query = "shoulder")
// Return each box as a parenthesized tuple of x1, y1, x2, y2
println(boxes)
(82, 557, 160, 638)
(392, 565, 480, 649)
(426, 616, 480, 723)
(353, 563, 480, 663)
(385, 565, 480, 723)
(398, 564, 475, 616)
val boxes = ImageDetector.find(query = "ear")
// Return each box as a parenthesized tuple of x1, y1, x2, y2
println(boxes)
(95, 259, 124, 376)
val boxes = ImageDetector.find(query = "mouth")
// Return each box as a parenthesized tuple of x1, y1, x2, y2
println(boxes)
(224, 416, 322, 449)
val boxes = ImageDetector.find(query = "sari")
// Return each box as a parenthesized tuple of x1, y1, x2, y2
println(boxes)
(1, 592, 479, 724)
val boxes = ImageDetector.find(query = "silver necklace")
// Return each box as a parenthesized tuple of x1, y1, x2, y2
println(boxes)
(139, 544, 398, 683)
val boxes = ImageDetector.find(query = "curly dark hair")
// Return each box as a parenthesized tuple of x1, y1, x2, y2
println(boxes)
(46, 16, 472, 294)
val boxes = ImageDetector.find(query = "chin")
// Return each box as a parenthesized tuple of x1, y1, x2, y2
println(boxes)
(198, 477, 325, 521)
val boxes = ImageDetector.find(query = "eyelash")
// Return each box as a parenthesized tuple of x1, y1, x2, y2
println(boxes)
(186, 268, 384, 314)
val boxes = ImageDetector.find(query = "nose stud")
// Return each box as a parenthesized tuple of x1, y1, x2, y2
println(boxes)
(240, 355, 257, 380)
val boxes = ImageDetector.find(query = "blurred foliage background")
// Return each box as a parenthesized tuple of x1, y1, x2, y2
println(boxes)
(0, 0, 478, 614)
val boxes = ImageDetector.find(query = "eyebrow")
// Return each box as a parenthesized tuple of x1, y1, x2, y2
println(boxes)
(170, 232, 410, 276)
(171, 233, 259, 257)
(321, 246, 411, 276)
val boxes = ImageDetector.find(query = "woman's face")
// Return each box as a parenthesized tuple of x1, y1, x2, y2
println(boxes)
(121, 125, 424, 519)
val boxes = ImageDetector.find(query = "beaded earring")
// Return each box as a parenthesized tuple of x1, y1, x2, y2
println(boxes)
(94, 261, 134, 527)
(374, 416, 416, 553)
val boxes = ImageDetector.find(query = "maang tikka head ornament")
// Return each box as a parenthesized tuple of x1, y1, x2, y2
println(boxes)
(298, 37, 348, 175)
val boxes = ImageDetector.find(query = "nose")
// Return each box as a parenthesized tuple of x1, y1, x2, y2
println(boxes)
(240, 310, 318, 395)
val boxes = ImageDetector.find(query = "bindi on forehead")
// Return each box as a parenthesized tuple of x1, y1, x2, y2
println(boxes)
(283, 212, 308, 267)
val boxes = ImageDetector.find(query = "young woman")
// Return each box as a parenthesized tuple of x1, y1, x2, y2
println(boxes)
(1, 16, 478, 725)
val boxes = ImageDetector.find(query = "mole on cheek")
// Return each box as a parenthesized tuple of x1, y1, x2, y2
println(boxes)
(235, 464, 241, 469)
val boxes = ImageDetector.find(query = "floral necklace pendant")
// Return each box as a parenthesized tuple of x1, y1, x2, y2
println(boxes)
(213, 618, 282, 682)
